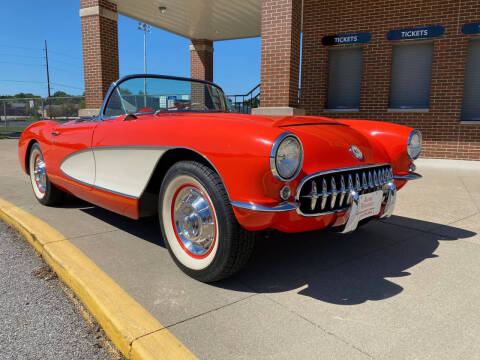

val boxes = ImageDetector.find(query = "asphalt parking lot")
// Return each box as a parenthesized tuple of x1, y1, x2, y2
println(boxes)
(1, 138, 480, 359)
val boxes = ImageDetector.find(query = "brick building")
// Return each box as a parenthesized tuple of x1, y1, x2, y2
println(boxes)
(79, 0, 480, 159)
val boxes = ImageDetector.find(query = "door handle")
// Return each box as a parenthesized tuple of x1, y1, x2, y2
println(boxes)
(51, 130, 61, 136)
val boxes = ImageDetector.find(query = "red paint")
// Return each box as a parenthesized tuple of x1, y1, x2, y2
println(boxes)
(18, 112, 416, 232)
(170, 183, 217, 259)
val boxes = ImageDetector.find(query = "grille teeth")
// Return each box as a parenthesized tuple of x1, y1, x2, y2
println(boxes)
(310, 181, 318, 210)
(362, 172, 368, 190)
(338, 175, 346, 207)
(298, 165, 392, 215)
(347, 174, 353, 205)
(321, 179, 328, 210)
(355, 173, 361, 192)
(330, 177, 337, 209)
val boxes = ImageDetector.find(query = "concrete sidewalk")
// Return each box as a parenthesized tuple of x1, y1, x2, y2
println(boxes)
(2, 138, 480, 359)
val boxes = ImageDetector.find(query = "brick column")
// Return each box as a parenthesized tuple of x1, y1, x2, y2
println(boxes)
(252, 0, 304, 116)
(79, 0, 119, 117)
(190, 39, 213, 81)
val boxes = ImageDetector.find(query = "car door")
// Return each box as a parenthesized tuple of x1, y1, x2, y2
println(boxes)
(46, 119, 98, 199)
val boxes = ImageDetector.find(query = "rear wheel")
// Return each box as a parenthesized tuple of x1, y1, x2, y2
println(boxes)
(158, 161, 255, 282)
(29, 143, 65, 206)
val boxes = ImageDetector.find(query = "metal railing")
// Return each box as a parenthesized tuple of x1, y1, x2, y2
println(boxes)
(226, 84, 260, 114)
(0, 96, 85, 132)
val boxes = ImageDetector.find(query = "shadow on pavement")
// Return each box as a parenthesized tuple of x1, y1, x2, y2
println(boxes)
(226, 216, 476, 305)
(73, 198, 476, 305)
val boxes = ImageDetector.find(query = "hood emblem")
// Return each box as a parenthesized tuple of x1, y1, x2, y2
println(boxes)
(350, 145, 364, 161)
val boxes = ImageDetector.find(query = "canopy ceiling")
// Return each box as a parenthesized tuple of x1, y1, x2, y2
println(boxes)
(112, 0, 262, 41)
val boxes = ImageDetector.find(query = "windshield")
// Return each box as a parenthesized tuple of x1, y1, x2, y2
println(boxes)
(103, 76, 232, 118)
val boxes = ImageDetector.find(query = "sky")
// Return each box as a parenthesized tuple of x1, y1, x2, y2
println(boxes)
(0, 1, 261, 97)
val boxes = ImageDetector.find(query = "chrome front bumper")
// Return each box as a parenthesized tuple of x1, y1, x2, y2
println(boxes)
(341, 181, 396, 233)
(231, 170, 419, 233)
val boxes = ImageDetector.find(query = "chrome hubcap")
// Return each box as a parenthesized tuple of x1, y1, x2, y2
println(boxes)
(34, 156, 46, 193)
(173, 185, 216, 257)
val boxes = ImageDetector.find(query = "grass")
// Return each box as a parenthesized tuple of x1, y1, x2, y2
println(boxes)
(0, 126, 26, 133)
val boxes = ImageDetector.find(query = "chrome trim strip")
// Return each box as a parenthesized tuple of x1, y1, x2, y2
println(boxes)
(269, 132, 304, 182)
(59, 168, 138, 199)
(59, 145, 232, 202)
(99, 74, 227, 121)
(295, 163, 391, 201)
(231, 201, 297, 212)
(394, 171, 422, 181)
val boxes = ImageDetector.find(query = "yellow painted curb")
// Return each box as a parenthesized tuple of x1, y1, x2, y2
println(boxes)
(0, 198, 197, 360)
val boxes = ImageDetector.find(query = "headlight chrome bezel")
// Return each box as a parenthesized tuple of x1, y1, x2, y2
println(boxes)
(407, 130, 422, 160)
(270, 132, 304, 182)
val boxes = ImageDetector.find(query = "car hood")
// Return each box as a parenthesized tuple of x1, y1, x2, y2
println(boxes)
(148, 112, 391, 170)
(221, 114, 390, 169)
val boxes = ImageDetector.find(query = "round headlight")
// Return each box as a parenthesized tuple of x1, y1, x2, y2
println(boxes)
(270, 133, 303, 181)
(407, 130, 422, 160)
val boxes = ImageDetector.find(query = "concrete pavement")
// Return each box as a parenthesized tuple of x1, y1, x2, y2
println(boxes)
(1, 138, 480, 359)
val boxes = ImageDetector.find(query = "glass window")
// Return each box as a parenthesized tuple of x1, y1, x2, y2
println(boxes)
(462, 38, 480, 121)
(389, 41, 433, 109)
(103, 76, 230, 118)
(327, 47, 363, 110)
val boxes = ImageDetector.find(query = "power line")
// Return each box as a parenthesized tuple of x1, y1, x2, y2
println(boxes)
(0, 79, 46, 84)
(0, 53, 44, 59)
(51, 82, 84, 90)
(47, 49, 82, 61)
(0, 61, 43, 67)
(0, 44, 43, 51)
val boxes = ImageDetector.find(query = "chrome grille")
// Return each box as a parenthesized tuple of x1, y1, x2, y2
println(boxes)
(297, 164, 393, 215)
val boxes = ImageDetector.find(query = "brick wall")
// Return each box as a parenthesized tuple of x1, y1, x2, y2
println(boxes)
(80, 0, 119, 110)
(190, 39, 213, 81)
(300, 0, 480, 160)
(260, 0, 302, 108)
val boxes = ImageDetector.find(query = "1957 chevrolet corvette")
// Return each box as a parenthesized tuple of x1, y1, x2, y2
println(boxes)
(18, 74, 422, 282)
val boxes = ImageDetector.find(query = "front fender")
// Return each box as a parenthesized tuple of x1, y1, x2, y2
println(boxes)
(335, 119, 414, 175)
(18, 120, 58, 174)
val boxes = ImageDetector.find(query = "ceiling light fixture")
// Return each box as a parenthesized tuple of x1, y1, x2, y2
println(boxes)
(158, 6, 167, 13)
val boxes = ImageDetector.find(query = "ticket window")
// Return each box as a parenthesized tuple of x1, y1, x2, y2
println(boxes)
(462, 38, 480, 121)
(326, 47, 363, 110)
(389, 41, 434, 110)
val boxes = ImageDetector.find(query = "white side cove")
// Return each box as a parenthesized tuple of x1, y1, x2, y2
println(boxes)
(60, 147, 168, 198)
(60, 150, 95, 185)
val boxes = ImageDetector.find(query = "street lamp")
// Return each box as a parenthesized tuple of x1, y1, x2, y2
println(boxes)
(137, 22, 151, 106)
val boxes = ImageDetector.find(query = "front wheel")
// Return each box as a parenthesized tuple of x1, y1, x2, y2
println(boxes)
(29, 143, 65, 206)
(158, 161, 255, 282)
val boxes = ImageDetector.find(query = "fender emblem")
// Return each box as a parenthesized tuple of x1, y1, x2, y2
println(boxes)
(350, 145, 364, 161)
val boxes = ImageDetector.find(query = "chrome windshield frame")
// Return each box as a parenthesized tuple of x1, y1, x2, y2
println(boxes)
(98, 74, 228, 121)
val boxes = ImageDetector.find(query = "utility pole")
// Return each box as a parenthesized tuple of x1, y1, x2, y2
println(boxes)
(44, 40, 51, 98)
(137, 23, 151, 107)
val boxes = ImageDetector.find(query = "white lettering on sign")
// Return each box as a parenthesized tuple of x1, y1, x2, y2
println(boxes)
(401, 29, 428, 38)
(334, 35, 358, 44)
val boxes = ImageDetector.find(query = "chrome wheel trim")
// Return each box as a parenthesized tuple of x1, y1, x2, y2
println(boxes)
(34, 156, 47, 193)
(172, 185, 216, 257)
(29, 148, 46, 200)
(162, 175, 219, 270)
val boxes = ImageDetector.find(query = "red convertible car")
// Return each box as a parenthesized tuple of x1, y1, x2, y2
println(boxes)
(18, 75, 422, 282)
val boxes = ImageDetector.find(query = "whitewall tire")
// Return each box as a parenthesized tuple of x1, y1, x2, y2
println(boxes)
(159, 161, 255, 282)
(29, 143, 64, 206)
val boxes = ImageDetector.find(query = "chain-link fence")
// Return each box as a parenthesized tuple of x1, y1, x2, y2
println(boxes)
(0, 96, 85, 133)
